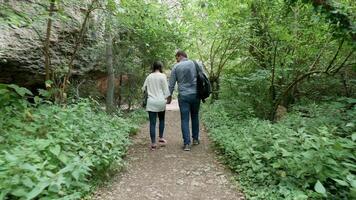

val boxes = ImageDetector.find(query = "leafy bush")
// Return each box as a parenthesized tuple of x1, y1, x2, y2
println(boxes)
(221, 70, 273, 119)
(202, 100, 356, 200)
(0, 84, 139, 199)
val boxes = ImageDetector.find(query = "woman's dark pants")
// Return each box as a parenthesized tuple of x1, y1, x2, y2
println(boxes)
(148, 111, 165, 144)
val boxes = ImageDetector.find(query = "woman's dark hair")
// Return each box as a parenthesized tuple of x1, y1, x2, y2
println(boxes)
(152, 61, 163, 73)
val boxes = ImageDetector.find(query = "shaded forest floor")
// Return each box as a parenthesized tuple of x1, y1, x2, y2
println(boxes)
(93, 100, 245, 200)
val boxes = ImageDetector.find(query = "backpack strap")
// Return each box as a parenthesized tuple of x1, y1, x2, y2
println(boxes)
(193, 60, 205, 102)
(193, 60, 201, 74)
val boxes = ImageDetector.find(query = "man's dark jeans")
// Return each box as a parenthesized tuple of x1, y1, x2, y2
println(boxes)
(148, 111, 165, 144)
(178, 94, 200, 145)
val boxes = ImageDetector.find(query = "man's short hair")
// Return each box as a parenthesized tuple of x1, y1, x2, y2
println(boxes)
(175, 50, 187, 58)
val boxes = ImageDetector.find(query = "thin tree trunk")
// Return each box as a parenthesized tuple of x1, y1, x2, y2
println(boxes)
(210, 77, 219, 102)
(215, 78, 220, 100)
(117, 73, 123, 107)
(60, 0, 97, 100)
(44, 0, 55, 87)
(341, 70, 350, 97)
(270, 41, 277, 101)
(105, 25, 115, 114)
(269, 42, 278, 120)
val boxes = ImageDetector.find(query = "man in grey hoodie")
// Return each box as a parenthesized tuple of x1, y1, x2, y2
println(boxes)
(167, 50, 202, 151)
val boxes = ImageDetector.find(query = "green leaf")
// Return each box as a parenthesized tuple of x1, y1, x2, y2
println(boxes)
(4, 152, 17, 162)
(48, 184, 60, 193)
(333, 178, 349, 186)
(271, 162, 281, 168)
(8, 84, 33, 97)
(263, 151, 276, 160)
(294, 192, 308, 200)
(45, 80, 53, 88)
(22, 177, 35, 188)
(11, 188, 27, 197)
(0, 190, 9, 200)
(281, 148, 292, 157)
(20, 163, 37, 172)
(346, 122, 354, 127)
(49, 145, 61, 156)
(34, 96, 42, 104)
(0, 88, 9, 95)
(38, 89, 50, 98)
(58, 164, 74, 174)
(58, 153, 69, 164)
(24, 125, 36, 133)
(314, 180, 327, 196)
(350, 188, 356, 199)
(352, 133, 356, 141)
(350, 179, 356, 188)
(26, 180, 50, 200)
(72, 169, 81, 181)
(346, 98, 356, 104)
(36, 139, 51, 150)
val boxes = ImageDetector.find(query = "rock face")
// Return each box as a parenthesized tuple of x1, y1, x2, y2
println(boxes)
(0, 23, 44, 88)
(0, 0, 100, 90)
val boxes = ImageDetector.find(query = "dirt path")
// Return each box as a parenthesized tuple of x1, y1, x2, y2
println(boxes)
(93, 100, 245, 200)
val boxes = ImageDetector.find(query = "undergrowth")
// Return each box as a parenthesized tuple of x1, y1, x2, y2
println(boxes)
(202, 99, 356, 200)
(0, 84, 144, 200)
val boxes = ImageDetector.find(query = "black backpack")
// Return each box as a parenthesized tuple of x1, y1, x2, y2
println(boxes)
(193, 60, 212, 103)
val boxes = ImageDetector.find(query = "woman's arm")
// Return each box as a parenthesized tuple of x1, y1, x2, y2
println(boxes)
(142, 76, 148, 91)
(162, 75, 170, 98)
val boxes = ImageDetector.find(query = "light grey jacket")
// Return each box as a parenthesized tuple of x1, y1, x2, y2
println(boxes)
(169, 58, 204, 97)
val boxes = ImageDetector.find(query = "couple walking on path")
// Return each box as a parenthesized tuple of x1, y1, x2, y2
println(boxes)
(142, 50, 205, 151)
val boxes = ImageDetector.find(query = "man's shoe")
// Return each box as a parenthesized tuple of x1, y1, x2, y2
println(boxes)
(192, 139, 200, 145)
(183, 144, 191, 151)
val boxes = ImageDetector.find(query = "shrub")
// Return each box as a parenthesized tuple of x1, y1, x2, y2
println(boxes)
(202, 100, 356, 199)
(0, 84, 139, 199)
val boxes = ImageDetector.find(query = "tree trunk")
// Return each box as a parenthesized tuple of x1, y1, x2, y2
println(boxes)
(269, 43, 277, 121)
(117, 73, 123, 107)
(60, 0, 97, 101)
(341, 70, 350, 97)
(44, 0, 55, 87)
(105, 21, 115, 114)
(210, 77, 220, 102)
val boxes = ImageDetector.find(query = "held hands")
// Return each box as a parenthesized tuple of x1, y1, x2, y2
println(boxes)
(166, 96, 172, 104)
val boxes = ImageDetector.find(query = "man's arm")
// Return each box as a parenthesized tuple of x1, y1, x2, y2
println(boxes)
(167, 66, 177, 104)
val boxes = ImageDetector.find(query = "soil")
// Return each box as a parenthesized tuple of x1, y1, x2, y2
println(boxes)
(93, 100, 245, 200)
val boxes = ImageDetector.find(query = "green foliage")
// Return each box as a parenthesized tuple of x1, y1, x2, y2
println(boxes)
(220, 70, 273, 119)
(118, 0, 182, 64)
(0, 85, 140, 199)
(0, 3, 32, 27)
(286, 0, 356, 40)
(182, 0, 355, 113)
(0, 84, 33, 110)
(202, 99, 356, 199)
(80, 0, 182, 106)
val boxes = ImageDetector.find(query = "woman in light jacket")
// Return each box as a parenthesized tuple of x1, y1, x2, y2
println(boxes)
(142, 61, 170, 150)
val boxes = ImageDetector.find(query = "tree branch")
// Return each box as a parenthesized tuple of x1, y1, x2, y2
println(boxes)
(61, 0, 98, 95)
(329, 50, 354, 75)
(326, 39, 344, 72)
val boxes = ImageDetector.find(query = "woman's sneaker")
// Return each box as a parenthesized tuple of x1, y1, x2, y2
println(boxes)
(158, 138, 167, 146)
(150, 143, 157, 151)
